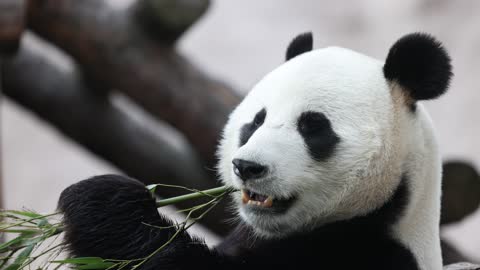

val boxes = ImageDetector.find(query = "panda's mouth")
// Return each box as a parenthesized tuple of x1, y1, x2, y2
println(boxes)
(241, 189, 296, 211)
(242, 189, 273, 207)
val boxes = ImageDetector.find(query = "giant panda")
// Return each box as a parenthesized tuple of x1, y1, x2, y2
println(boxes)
(58, 32, 452, 270)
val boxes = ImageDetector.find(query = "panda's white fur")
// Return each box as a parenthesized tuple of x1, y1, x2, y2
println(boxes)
(217, 46, 443, 269)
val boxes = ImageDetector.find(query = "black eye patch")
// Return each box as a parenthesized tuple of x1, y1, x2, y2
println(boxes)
(239, 108, 266, 147)
(297, 111, 340, 161)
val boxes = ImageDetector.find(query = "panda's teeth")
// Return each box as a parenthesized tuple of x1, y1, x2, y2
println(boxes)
(241, 190, 250, 204)
(241, 190, 274, 208)
(263, 196, 273, 208)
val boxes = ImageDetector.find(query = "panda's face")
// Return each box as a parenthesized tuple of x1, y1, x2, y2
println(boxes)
(217, 33, 451, 238)
(219, 47, 405, 237)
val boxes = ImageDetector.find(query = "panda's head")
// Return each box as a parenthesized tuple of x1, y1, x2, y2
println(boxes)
(218, 32, 451, 238)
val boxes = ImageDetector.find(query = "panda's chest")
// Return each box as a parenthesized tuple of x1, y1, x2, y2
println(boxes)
(234, 225, 419, 270)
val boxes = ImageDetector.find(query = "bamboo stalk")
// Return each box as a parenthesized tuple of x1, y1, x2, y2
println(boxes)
(155, 186, 235, 208)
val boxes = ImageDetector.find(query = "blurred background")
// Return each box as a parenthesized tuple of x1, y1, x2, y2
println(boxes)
(1, 0, 479, 264)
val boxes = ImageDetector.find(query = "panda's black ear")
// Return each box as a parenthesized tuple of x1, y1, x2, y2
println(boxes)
(286, 32, 313, 61)
(383, 33, 452, 101)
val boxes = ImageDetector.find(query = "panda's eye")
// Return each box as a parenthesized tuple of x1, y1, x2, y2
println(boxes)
(239, 108, 267, 147)
(253, 108, 266, 127)
(297, 111, 340, 160)
(298, 111, 329, 134)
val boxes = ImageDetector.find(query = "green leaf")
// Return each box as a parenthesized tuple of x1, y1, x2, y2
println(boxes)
(76, 262, 116, 270)
(52, 257, 107, 264)
(0, 230, 39, 253)
(4, 210, 43, 219)
(23, 236, 44, 246)
(36, 219, 49, 228)
(4, 243, 36, 270)
(52, 257, 115, 270)
(0, 235, 25, 252)
(0, 229, 40, 234)
(4, 263, 20, 270)
(0, 236, 22, 250)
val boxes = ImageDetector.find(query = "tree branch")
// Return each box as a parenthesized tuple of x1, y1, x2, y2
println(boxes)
(444, 263, 480, 270)
(441, 161, 480, 225)
(26, 0, 241, 168)
(2, 37, 232, 235)
(442, 240, 473, 266)
(135, 0, 210, 42)
(0, 0, 26, 54)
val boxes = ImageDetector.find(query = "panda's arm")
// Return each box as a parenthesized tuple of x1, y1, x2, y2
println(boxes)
(58, 175, 234, 269)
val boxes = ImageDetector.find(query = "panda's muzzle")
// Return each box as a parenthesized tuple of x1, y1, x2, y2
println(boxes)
(233, 160, 296, 211)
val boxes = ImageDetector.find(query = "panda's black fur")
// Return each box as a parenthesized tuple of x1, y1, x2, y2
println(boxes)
(297, 111, 340, 161)
(383, 33, 452, 102)
(285, 32, 313, 61)
(58, 32, 452, 270)
(239, 108, 266, 147)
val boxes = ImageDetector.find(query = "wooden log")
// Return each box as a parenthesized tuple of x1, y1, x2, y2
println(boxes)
(2, 37, 208, 189)
(444, 263, 480, 270)
(135, 0, 210, 42)
(26, 0, 241, 169)
(442, 240, 473, 266)
(2, 37, 233, 235)
(0, 0, 26, 54)
(441, 161, 480, 225)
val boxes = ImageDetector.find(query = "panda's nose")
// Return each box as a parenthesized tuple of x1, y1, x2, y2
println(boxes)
(232, 159, 267, 181)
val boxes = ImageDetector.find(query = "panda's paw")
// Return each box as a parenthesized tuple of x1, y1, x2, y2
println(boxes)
(58, 174, 169, 258)
(58, 174, 157, 221)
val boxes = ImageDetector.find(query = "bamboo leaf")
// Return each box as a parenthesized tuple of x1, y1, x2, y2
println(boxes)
(0, 229, 41, 234)
(4, 243, 36, 270)
(52, 257, 107, 264)
(52, 257, 115, 270)
(23, 236, 44, 246)
(0, 231, 36, 252)
(6, 210, 44, 219)
(0, 236, 23, 251)
(0, 212, 59, 231)
(76, 262, 116, 270)
(37, 219, 49, 228)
